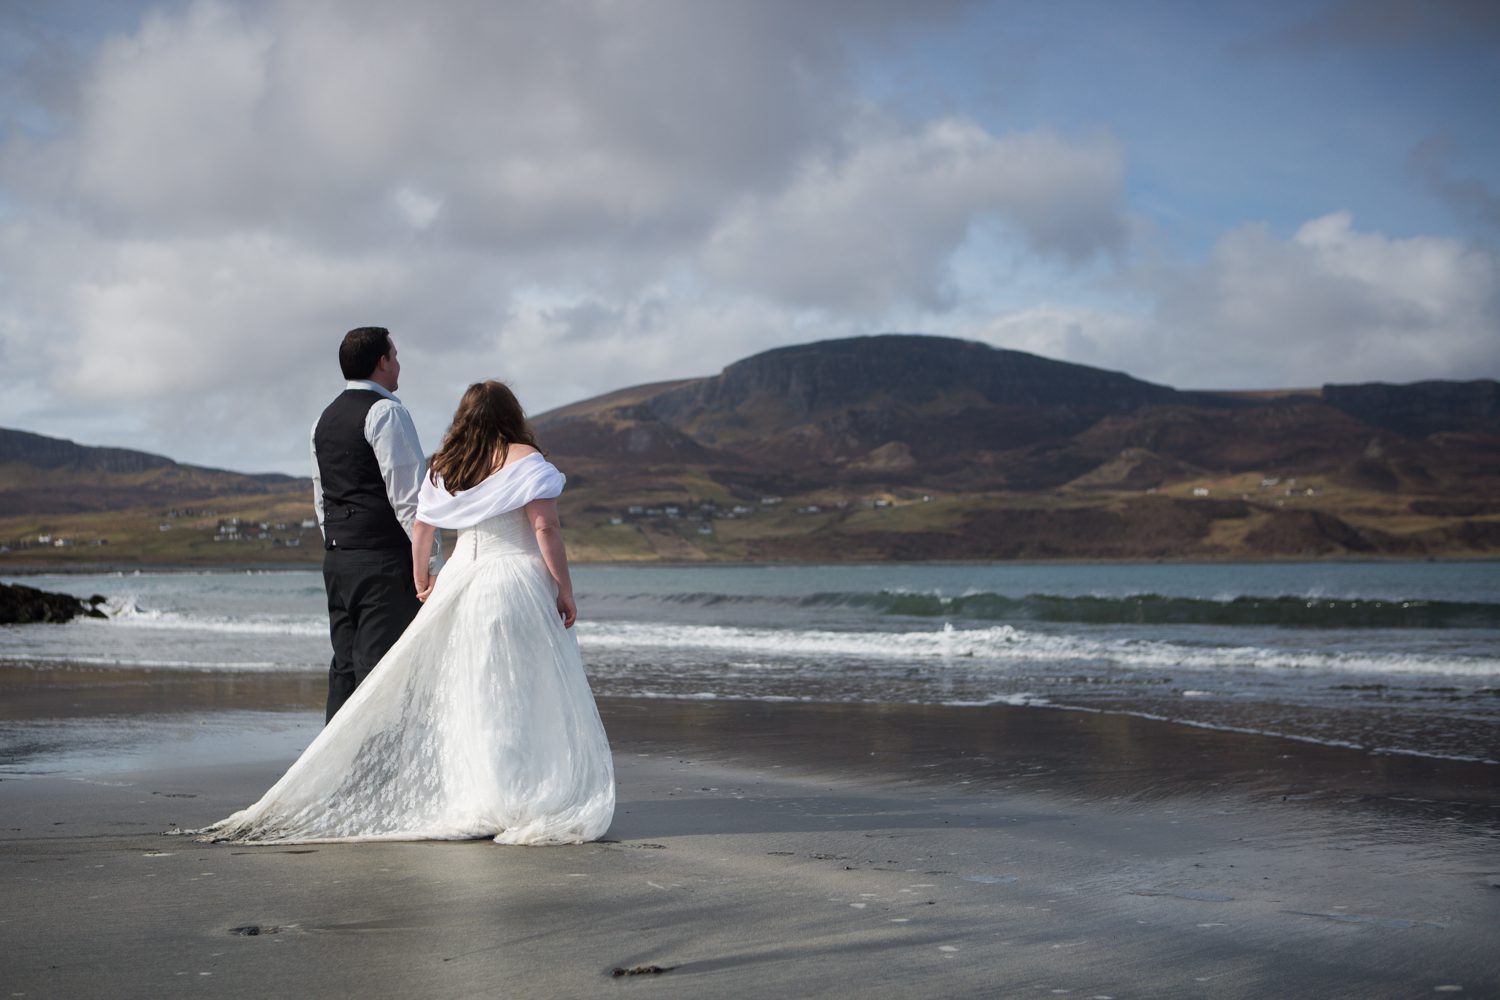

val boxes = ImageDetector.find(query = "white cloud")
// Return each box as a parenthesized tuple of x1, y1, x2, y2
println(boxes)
(1146, 212, 1499, 388)
(499, 288, 839, 417)
(0, 1, 1493, 475)
(704, 118, 1125, 311)
(0, 214, 518, 469)
(953, 302, 1148, 378)
(63, 236, 402, 399)
(72, 2, 272, 225)
(4, 0, 954, 251)
(1, 0, 982, 469)
(391, 186, 443, 232)
(938, 212, 1500, 392)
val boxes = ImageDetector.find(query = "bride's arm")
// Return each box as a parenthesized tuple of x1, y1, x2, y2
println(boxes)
(524, 498, 576, 628)
(412, 519, 437, 602)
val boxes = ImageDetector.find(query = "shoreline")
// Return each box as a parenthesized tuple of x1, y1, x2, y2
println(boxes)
(5, 553, 1499, 575)
(6, 660, 1497, 768)
(2, 686, 1497, 997)
(2, 659, 1500, 773)
(5, 670, 1496, 836)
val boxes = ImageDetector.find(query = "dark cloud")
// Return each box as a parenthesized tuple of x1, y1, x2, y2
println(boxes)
(1409, 135, 1500, 234)
(1251, 0, 1500, 53)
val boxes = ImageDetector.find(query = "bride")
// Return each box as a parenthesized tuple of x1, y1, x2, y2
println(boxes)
(197, 381, 615, 845)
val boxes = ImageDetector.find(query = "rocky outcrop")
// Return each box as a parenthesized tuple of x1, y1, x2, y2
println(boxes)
(1322, 380, 1500, 437)
(645, 334, 1219, 427)
(538, 335, 1253, 478)
(1240, 510, 1405, 557)
(0, 582, 107, 624)
(0, 428, 177, 474)
(531, 333, 1500, 503)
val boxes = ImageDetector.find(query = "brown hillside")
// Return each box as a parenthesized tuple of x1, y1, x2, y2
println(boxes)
(4, 334, 1497, 565)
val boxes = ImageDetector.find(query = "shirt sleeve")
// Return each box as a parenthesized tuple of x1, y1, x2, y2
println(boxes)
(364, 399, 426, 540)
(309, 422, 325, 539)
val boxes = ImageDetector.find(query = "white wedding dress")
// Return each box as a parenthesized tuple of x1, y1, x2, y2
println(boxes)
(198, 499, 615, 845)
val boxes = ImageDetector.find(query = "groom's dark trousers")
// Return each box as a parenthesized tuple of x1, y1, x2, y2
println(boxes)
(314, 388, 423, 722)
(322, 547, 421, 720)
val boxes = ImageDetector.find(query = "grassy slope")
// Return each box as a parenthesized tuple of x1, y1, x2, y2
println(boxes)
(3, 465, 1494, 568)
(558, 466, 1497, 563)
(0, 486, 322, 567)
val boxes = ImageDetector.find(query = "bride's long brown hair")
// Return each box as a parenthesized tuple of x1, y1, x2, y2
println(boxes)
(428, 380, 540, 492)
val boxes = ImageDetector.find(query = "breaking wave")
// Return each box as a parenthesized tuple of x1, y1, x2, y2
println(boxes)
(95, 597, 325, 637)
(644, 589, 1500, 629)
(574, 621, 1498, 680)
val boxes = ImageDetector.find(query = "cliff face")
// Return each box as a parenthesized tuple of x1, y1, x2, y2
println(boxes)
(1322, 380, 1500, 437)
(648, 335, 1193, 420)
(541, 335, 1260, 481)
(530, 335, 1500, 554)
(538, 334, 1497, 491)
(0, 428, 177, 474)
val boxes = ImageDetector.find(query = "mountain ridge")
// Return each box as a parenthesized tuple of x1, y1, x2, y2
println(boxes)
(525, 334, 1498, 562)
(0, 427, 301, 484)
(0, 427, 303, 519)
(535, 334, 1497, 492)
(3, 333, 1497, 564)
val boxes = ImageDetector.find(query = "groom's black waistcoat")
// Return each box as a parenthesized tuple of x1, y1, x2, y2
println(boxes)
(313, 389, 410, 552)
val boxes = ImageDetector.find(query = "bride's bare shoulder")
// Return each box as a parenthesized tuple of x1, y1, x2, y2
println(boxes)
(504, 443, 540, 463)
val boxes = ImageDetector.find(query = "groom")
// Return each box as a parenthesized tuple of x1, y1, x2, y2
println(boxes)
(311, 327, 429, 722)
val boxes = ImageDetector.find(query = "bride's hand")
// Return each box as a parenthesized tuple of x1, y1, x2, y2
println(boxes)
(556, 591, 577, 629)
(415, 573, 434, 603)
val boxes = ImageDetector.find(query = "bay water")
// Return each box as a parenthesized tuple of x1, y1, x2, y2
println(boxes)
(4, 561, 1497, 764)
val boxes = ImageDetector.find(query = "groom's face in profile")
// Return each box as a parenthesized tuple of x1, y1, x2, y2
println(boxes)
(372, 338, 401, 392)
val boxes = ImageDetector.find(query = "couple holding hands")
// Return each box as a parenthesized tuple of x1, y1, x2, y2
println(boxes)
(198, 326, 614, 846)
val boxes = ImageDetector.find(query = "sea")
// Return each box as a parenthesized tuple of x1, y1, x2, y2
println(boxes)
(3, 561, 1498, 765)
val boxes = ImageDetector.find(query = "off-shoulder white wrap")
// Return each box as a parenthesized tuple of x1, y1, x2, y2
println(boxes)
(416, 452, 566, 530)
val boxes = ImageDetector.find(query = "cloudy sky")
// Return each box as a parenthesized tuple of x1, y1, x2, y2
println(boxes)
(2, 0, 1497, 474)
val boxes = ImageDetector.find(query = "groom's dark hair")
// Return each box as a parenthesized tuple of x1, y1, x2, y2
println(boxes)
(339, 327, 393, 380)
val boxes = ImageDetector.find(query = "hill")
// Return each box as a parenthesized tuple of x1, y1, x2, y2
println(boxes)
(2, 334, 1497, 565)
(0, 428, 317, 565)
(540, 335, 1225, 486)
(532, 335, 1500, 562)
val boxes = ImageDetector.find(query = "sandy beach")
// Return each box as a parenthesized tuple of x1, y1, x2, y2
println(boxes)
(2, 668, 1497, 999)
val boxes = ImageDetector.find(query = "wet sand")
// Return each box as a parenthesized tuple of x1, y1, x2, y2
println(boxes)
(2, 668, 1497, 998)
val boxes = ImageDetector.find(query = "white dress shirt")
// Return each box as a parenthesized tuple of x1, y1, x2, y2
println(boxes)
(310, 380, 428, 543)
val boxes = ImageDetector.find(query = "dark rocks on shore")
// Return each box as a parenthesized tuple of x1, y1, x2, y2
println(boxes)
(0, 582, 107, 624)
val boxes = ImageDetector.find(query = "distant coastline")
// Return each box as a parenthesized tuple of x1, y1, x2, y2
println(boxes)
(5, 553, 1497, 576)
